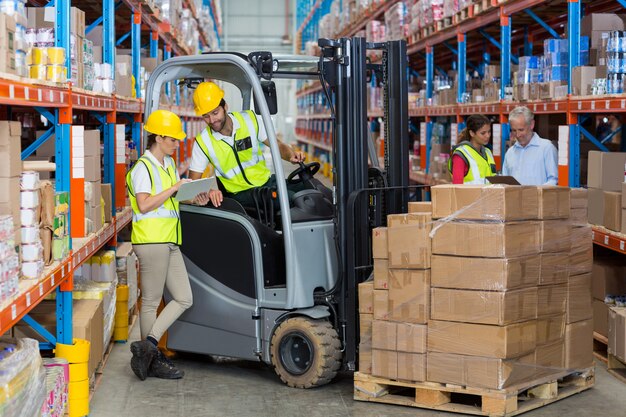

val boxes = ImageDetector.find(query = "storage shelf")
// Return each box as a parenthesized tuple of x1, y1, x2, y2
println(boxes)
(295, 134, 332, 151)
(409, 169, 450, 186)
(0, 207, 132, 335)
(336, 0, 400, 38)
(592, 226, 626, 255)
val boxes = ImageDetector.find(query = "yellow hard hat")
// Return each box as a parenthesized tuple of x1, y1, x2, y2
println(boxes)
(193, 81, 225, 116)
(144, 110, 186, 140)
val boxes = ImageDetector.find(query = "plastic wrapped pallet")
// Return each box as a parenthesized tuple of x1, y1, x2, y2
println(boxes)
(539, 253, 569, 285)
(569, 226, 593, 275)
(537, 314, 566, 345)
(373, 259, 388, 289)
(537, 186, 570, 219)
(41, 358, 69, 417)
(359, 313, 373, 374)
(388, 269, 429, 324)
(386, 213, 431, 268)
(358, 281, 373, 314)
(0, 337, 47, 417)
(570, 188, 588, 226)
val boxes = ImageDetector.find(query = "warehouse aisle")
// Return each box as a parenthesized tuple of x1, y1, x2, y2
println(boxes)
(90, 326, 626, 417)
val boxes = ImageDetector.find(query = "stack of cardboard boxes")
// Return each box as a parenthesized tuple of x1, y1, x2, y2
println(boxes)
(593, 257, 626, 340)
(84, 129, 103, 234)
(0, 122, 21, 246)
(587, 151, 626, 233)
(358, 184, 594, 390)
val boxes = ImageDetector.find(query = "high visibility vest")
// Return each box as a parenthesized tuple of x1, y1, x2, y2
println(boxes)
(194, 110, 270, 194)
(126, 155, 181, 245)
(448, 142, 497, 185)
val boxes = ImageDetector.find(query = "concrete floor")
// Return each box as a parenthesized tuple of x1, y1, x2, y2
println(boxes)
(90, 325, 626, 417)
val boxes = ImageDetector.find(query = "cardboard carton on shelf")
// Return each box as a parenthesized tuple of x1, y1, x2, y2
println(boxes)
(587, 187, 604, 226)
(431, 185, 539, 221)
(587, 151, 626, 192)
(604, 191, 622, 232)
(431, 254, 539, 291)
(592, 257, 626, 301)
(430, 287, 538, 326)
(432, 221, 541, 258)
(427, 320, 537, 359)
(609, 307, 626, 364)
(594, 299, 609, 338)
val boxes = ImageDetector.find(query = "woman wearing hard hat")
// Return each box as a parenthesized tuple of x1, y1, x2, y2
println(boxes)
(126, 110, 210, 380)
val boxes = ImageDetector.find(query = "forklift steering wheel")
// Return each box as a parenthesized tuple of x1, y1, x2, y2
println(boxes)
(287, 161, 320, 184)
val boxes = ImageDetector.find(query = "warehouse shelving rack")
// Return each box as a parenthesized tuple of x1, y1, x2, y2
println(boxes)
(294, 0, 626, 255)
(0, 0, 219, 350)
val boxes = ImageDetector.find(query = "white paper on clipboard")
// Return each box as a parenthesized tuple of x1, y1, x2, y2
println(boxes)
(175, 177, 216, 202)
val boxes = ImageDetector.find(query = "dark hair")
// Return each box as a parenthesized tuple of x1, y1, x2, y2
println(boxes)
(219, 98, 226, 108)
(146, 133, 158, 149)
(459, 114, 491, 143)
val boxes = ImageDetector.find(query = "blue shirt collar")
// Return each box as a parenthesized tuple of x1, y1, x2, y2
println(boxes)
(513, 132, 540, 149)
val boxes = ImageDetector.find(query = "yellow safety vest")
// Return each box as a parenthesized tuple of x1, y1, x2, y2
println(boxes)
(194, 110, 270, 194)
(126, 155, 181, 245)
(448, 142, 497, 184)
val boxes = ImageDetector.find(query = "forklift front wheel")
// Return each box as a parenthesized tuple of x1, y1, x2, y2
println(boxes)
(270, 317, 341, 388)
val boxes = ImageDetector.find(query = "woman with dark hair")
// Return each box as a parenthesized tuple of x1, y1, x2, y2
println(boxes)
(448, 114, 497, 184)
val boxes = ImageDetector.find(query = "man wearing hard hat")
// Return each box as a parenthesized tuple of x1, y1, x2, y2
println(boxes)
(188, 81, 305, 207)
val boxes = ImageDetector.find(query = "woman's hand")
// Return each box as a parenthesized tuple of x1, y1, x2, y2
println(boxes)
(193, 192, 211, 206)
(173, 178, 192, 191)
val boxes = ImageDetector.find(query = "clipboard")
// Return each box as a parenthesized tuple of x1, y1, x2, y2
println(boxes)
(175, 177, 216, 201)
(486, 176, 521, 185)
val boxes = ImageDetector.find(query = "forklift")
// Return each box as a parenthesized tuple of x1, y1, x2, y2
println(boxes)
(142, 37, 410, 388)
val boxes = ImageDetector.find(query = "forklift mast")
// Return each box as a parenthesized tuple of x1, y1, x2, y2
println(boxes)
(318, 37, 409, 370)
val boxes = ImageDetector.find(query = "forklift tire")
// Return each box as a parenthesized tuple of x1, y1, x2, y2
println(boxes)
(270, 317, 341, 388)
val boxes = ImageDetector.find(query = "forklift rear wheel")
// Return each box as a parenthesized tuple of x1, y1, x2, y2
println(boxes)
(270, 317, 341, 388)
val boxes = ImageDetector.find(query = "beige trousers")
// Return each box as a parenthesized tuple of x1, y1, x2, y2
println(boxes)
(133, 243, 193, 341)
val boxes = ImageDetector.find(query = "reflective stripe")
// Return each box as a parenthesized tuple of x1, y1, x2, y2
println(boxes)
(133, 207, 178, 222)
(456, 146, 486, 185)
(199, 129, 226, 176)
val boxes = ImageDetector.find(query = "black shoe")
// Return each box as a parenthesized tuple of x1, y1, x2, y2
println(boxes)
(148, 350, 184, 379)
(130, 340, 158, 381)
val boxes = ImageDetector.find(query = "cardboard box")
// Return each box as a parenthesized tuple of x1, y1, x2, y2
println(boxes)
(587, 188, 605, 225)
(373, 289, 388, 320)
(373, 259, 388, 290)
(431, 185, 539, 221)
(604, 191, 622, 232)
(372, 320, 397, 351)
(623, 183, 626, 207)
(538, 284, 567, 318)
(408, 201, 432, 213)
(358, 344, 372, 374)
(535, 340, 565, 369)
(85, 180, 102, 207)
(539, 253, 569, 285)
(565, 319, 593, 369)
(609, 307, 626, 363)
(588, 151, 626, 191)
(71, 7, 85, 36)
(396, 323, 427, 353)
(567, 273, 592, 325)
(570, 226, 593, 276)
(428, 320, 536, 359)
(582, 13, 624, 35)
(623, 209, 626, 234)
(0, 14, 16, 52)
(359, 313, 372, 345)
(397, 352, 426, 382)
(84, 129, 100, 157)
(101, 183, 112, 223)
(572, 66, 597, 96)
(90, 205, 103, 232)
(0, 138, 21, 178)
(388, 269, 430, 324)
(571, 188, 588, 209)
(540, 220, 571, 253)
(537, 186, 570, 219)
(594, 299, 609, 337)
(592, 257, 626, 301)
(387, 213, 431, 268)
(141, 57, 158, 73)
(372, 227, 387, 259)
(0, 121, 21, 141)
(358, 281, 374, 314)
(431, 255, 539, 291)
(426, 352, 537, 389)
(372, 349, 397, 380)
(84, 155, 101, 182)
(537, 314, 566, 345)
(432, 221, 541, 258)
(0, 177, 19, 205)
(570, 207, 588, 226)
(27, 7, 55, 29)
(430, 287, 537, 325)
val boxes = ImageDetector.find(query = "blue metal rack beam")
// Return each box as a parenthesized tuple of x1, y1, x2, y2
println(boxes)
(103, 0, 117, 213)
(568, 0, 581, 187)
(117, 31, 131, 46)
(457, 34, 466, 104)
(22, 315, 57, 345)
(480, 28, 519, 65)
(524, 9, 560, 39)
(500, 15, 512, 100)
(581, 126, 610, 152)
(21, 127, 54, 160)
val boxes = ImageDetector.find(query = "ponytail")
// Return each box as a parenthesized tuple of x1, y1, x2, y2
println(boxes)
(458, 128, 470, 143)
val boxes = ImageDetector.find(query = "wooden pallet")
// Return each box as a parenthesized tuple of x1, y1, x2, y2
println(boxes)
(354, 368, 594, 417)
(608, 353, 626, 384)
(593, 332, 608, 364)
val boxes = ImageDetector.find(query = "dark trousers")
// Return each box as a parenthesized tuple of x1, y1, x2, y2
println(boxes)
(230, 175, 305, 208)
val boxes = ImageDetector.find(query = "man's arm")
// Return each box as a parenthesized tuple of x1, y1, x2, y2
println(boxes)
(543, 143, 559, 185)
(263, 139, 305, 163)
(501, 152, 510, 176)
(189, 170, 203, 180)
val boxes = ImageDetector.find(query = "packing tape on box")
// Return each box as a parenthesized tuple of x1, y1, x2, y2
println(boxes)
(114, 312, 129, 328)
(47, 47, 65, 65)
(47, 65, 67, 83)
(55, 338, 90, 363)
(20, 208, 39, 226)
(69, 362, 88, 382)
(20, 226, 40, 243)
(21, 243, 42, 261)
(116, 285, 129, 301)
(29, 65, 47, 80)
(68, 379, 89, 400)
(113, 326, 128, 341)
(20, 171, 40, 190)
(20, 190, 39, 208)
(68, 396, 89, 417)
(30, 47, 48, 65)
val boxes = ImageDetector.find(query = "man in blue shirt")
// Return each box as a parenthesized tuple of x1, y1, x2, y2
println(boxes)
(502, 106, 558, 185)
